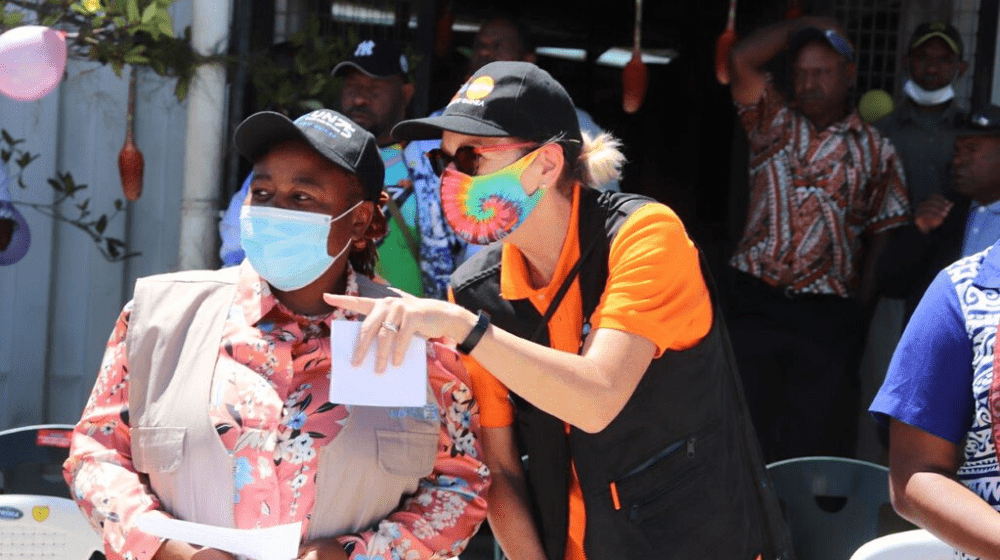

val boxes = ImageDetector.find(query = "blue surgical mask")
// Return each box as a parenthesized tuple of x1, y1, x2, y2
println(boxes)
(239, 201, 362, 292)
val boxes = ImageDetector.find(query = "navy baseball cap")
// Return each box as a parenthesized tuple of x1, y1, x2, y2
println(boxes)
(790, 26, 855, 61)
(332, 39, 409, 81)
(392, 61, 582, 148)
(235, 109, 385, 200)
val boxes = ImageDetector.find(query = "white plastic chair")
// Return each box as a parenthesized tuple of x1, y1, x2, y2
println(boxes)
(0, 494, 102, 560)
(849, 529, 954, 560)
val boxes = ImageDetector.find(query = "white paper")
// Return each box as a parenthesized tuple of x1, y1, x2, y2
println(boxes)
(135, 515, 300, 560)
(329, 320, 428, 407)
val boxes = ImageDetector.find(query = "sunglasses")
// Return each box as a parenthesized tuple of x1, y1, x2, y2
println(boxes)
(426, 141, 538, 176)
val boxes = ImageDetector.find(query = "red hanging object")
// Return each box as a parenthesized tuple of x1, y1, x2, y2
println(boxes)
(118, 67, 144, 201)
(622, 0, 647, 114)
(785, 0, 803, 20)
(714, 0, 738, 85)
(434, 0, 454, 58)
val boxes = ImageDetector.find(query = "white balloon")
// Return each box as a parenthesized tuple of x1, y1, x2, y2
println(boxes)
(0, 25, 67, 102)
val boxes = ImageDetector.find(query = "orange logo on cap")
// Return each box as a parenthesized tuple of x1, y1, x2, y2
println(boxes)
(465, 76, 495, 100)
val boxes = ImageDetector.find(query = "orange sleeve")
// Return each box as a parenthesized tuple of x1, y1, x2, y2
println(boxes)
(448, 286, 514, 428)
(461, 356, 514, 428)
(591, 203, 712, 356)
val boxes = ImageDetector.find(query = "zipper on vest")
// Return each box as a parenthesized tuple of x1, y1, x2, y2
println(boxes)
(609, 435, 695, 511)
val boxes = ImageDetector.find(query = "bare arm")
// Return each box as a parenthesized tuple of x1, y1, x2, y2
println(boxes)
(325, 292, 656, 434)
(483, 426, 548, 560)
(889, 419, 1000, 559)
(728, 16, 841, 106)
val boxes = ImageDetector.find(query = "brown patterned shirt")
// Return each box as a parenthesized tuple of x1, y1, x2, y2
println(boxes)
(730, 77, 910, 297)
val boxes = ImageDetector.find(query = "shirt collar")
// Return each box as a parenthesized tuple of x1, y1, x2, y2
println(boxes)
(973, 199, 1000, 215)
(974, 245, 1000, 288)
(499, 184, 581, 301)
(238, 260, 361, 326)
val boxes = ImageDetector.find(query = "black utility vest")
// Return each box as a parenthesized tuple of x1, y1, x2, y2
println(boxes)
(451, 189, 793, 560)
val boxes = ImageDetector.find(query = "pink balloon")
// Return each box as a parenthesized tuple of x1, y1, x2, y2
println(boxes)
(0, 26, 67, 102)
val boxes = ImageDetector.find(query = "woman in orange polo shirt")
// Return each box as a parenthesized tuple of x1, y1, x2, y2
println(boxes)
(326, 61, 790, 560)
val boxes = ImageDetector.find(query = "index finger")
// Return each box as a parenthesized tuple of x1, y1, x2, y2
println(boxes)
(323, 293, 378, 315)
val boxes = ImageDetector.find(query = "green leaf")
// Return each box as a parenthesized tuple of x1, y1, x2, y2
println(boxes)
(126, 0, 140, 22)
(111, 59, 124, 77)
(48, 178, 65, 193)
(105, 237, 120, 258)
(299, 99, 323, 112)
(95, 215, 108, 234)
(1, 150, 10, 164)
(114, 199, 123, 210)
(141, 2, 157, 23)
(3, 10, 23, 27)
(1, 129, 14, 146)
(157, 19, 173, 37)
(174, 77, 188, 101)
(113, 15, 127, 28)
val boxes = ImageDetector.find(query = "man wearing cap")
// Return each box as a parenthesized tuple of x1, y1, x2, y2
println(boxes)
(870, 108, 1000, 560)
(880, 106, 1000, 319)
(65, 108, 488, 560)
(876, 22, 968, 211)
(726, 16, 910, 460)
(333, 38, 466, 299)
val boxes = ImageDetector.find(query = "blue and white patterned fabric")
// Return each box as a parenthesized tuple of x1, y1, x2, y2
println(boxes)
(402, 139, 468, 299)
(872, 242, 1000, 560)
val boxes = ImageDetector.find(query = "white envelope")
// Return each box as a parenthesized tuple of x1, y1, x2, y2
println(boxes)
(329, 320, 428, 407)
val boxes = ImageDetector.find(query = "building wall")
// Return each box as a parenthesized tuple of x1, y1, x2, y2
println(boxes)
(0, 1, 193, 430)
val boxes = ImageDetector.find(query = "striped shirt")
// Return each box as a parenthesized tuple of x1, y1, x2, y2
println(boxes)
(730, 77, 910, 297)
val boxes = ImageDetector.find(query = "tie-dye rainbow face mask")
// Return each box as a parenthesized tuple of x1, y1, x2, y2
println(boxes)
(439, 149, 543, 245)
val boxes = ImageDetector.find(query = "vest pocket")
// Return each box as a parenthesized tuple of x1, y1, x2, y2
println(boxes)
(611, 434, 706, 548)
(131, 427, 186, 473)
(376, 430, 439, 477)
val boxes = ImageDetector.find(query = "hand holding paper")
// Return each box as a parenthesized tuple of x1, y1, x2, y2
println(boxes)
(329, 320, 427, 407)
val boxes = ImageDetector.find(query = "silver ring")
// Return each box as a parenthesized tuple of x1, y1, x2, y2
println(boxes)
(381, 321, 399, 333)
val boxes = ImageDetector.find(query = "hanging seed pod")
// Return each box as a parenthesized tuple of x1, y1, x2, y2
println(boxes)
(622, 0, 647, 114)
(714, 0, 738, 85)
(119, 66, 144, 201)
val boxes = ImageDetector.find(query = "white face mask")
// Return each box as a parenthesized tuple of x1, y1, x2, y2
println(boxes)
(903, 78, 956, 107)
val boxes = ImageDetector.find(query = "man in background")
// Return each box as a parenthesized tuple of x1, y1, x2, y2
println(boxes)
(725, 16, 909, 461)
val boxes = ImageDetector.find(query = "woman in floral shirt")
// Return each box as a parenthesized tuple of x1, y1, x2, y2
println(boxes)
(63, 109, 488, 560)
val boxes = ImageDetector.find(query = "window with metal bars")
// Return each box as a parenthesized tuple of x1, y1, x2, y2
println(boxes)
(828, 0, 904, 104)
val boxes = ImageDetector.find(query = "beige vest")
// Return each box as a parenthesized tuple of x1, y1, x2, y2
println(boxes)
(126, 268, 440, 539)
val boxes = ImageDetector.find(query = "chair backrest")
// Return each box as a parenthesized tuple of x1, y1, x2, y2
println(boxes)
(0, 494, 102, 560)
(849, 529, 954, 560)
(0, 424, 74, 498)
(767, 456, 913, 560)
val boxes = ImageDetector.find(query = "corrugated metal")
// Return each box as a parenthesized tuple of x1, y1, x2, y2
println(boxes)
(0, 1, 193, 430)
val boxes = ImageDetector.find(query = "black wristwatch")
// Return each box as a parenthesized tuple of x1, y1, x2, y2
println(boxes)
(457, 310, 491, 355)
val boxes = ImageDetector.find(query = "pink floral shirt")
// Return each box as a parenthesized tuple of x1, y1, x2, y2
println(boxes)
(64, 263, 488, 560)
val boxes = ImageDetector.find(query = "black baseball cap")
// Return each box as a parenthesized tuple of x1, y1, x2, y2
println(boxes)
(332, 39, 409, 81)
(909, 21, 963, 57)
(956, 105, 1000, 137)
(789, 26, 855, 61)
(234, 109, 385, 201)
(392, 61, 582, 150)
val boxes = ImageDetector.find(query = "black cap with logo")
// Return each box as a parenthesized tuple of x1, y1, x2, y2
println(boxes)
(332, 39, 409, 81)
(956, 105, 1000, 137)
(235, 109, 385, 201)
(392, 61, 582, 148)
(909, 21, 963, 58)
